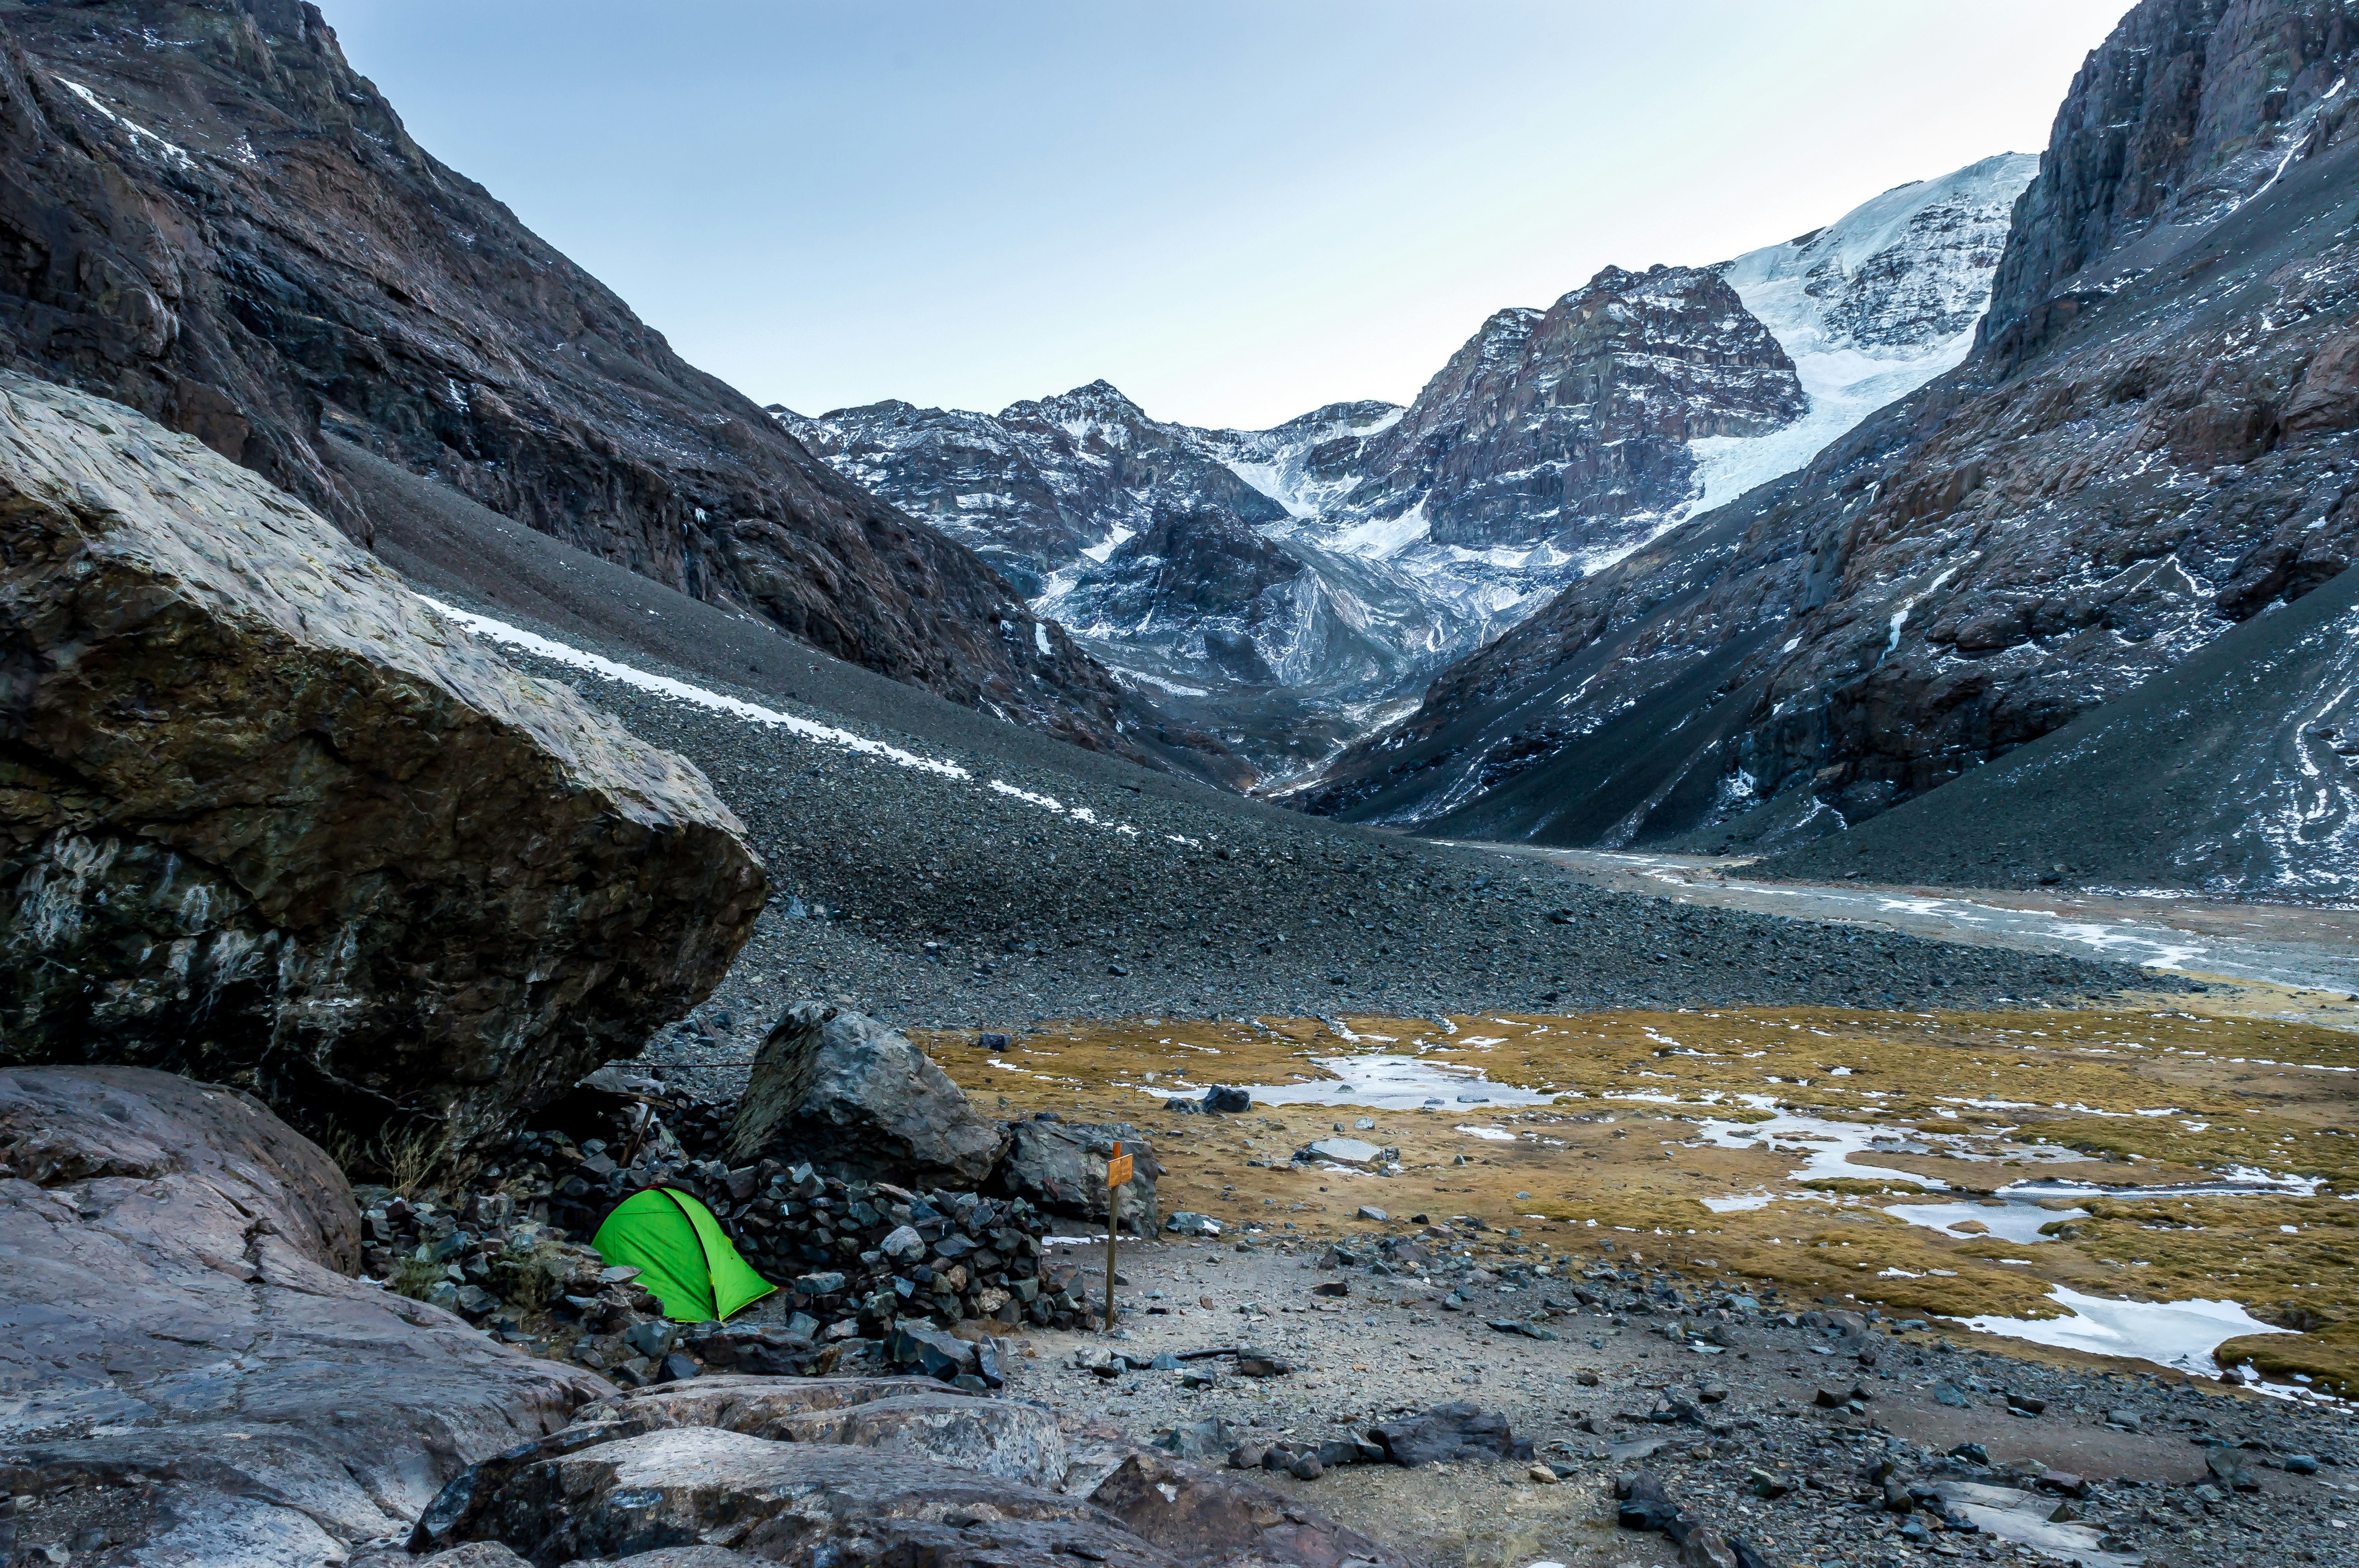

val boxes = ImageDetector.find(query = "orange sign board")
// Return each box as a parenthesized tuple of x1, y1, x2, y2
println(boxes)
(1106, 1153, 1134, 1188)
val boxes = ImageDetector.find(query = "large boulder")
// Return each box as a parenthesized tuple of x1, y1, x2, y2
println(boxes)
(0, 373, 765, 1155)
(0, 1065, 610, 1566)
(993, 1117, 1163, 1234)
(422, 1430, 1176, 1568)
(725, 1003, 1009, 1186)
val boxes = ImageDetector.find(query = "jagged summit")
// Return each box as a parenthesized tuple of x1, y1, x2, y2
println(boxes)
(779, 154, 2039, 789)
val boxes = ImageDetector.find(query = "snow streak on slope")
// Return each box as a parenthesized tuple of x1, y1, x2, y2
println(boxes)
(420, 597, 1198, 844)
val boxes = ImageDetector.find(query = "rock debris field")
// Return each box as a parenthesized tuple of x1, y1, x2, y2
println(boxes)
(465, 618, 2160, 1040)
(1004, 1238, 2359, 1568)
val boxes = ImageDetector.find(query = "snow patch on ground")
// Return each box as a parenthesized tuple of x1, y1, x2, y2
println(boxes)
(423, 598, 1176, 845)
(1950, 1285, 2294, 1376)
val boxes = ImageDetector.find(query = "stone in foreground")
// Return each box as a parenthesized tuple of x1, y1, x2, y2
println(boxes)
(0, 1066, 609, 1564)
(433, 1429, 1174, 1568)
(0, 373, 764, 1154)
(1089, 1448, 1414, 1568)
(1370, 1403, 1535, 1466)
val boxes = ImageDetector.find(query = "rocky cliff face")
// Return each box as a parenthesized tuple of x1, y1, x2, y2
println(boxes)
(1301, 0, 2359, 899)
(1982, 0, 2359, 336)
(0, 0, 1152, 762)
(1342, 266, 1807, 552)
(782, 387, 1470, 780)
(0, 372, 764, 1153)
(777, 381, 1287, 598)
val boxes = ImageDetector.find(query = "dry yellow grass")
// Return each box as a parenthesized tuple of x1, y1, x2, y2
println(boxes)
(917, 1004, 2359, 1389)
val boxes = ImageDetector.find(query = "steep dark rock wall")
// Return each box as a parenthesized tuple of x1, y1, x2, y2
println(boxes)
(1080, 507, 1307, 621)
(0, 0, 1152, 760)
(1344, 265, 1806, 550)
(1302, 0, 2359, 896)
(1756, 552, 2359, 901)
(1985, 0, 2359, 334)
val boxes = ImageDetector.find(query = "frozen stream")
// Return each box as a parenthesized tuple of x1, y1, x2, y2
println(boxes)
(1468, 845, 2359, 999)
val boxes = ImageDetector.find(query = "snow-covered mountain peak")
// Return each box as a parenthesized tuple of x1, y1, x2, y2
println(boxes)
(1681, 152, 2039, 521)
(774, 154, 2034, 787)
(1719, 151, 2037, 359)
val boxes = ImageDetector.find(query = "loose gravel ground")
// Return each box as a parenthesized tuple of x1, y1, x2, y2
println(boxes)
(1007, 1238, 2359, 1568)
(489, 639, 2162, 1041)
(371, 467, 2172, 1038)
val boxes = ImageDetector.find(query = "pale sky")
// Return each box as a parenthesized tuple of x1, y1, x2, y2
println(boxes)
(318, 2, 2133, 432)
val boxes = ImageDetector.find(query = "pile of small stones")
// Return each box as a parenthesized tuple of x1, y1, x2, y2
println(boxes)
(355, 1081, 1120, 1385)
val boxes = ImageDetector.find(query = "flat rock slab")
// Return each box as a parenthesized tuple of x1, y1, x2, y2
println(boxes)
(0, 1067, 609, 1566)
(577, 1377, 1067, 1490)
(765, 1393, 1068, 1488)
(574, 1375, 966, 1436)
(1369, 1403, 1534, 1467)
(445, 1428, 1174, 1568)
(1305, 1138, 1385, 1165)
(1089, 1448, 1415, 1568)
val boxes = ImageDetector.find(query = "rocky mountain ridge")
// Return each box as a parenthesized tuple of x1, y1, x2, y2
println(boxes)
(0, 0, 1175, 769)
(1338, 264, 1806, 553)
(780, 160, 2033, 784)
(1302, 0, 2359, 902)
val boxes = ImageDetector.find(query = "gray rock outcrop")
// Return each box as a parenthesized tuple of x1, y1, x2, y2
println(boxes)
(427, 1432, 1176, 1568)
(562, 1376, 1065, 1490)
(725, 1003, 1009, 1186)
(1343, 265, 1805, 552)
(412, 1377, 1415, 1568)
(993, 1117, 1162, 1234)
(0, 373, 764, 1154)
(0, 1065, 610, 1566)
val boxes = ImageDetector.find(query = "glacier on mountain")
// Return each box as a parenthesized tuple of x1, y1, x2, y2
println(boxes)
(772, 154, 2037, 786)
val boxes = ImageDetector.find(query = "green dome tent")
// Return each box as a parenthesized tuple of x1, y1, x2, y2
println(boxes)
(590, 1187, 776, 1323)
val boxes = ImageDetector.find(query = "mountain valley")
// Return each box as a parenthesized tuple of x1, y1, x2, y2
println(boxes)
(4, 4, 2359, 1567)
(1306, 5, 2359, 907)
(778, 157, 2036, 784)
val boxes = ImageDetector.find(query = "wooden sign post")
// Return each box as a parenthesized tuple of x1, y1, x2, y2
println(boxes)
(1103, 1142, 1134, 1332)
